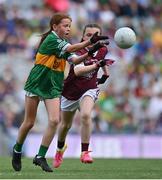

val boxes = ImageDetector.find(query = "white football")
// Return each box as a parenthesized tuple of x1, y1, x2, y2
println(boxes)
(114, 27, 136, 49)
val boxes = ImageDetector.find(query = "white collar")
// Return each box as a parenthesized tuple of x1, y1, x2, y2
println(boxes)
(52, 30, 59, 37)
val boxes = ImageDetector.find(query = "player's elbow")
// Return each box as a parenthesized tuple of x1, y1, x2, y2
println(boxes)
(74, 69, 81, 76)
(74, 67, 83, 76)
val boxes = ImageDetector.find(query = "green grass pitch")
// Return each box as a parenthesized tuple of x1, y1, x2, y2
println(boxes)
(0, 157, 162, 179)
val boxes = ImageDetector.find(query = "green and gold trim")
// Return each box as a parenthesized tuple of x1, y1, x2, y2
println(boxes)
(35, 53, 66, 72)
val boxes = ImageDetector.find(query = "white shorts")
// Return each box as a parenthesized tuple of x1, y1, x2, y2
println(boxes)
(61, 88, 99, 112)
(25, 91, 37, 97)
(25, 91, 44, 101)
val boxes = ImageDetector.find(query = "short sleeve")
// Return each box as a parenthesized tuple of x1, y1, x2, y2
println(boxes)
(95, 46, 108, 60)
(38, 32, 71, 58)
(67, 53, 78, 64)
(74, 62, 84, 67)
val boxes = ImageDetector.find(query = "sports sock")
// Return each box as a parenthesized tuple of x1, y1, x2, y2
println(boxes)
(57, 141, 65, 149)
(81, 143, 89, 152)
(14, 142, 23, 152)
(37, 145, 48, 157)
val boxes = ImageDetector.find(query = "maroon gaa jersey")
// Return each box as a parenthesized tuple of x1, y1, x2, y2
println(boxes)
(62, 46, 108, 100)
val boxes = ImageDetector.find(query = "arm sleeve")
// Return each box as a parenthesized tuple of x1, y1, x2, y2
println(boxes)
(67, 53, 78, 64)
(73, 62, 84, 67)
(95, 46, 108, 60)
(39, 34, 71, 58)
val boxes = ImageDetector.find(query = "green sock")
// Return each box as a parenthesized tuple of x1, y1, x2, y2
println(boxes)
(37, 145, 48, 157)
(14, 142, 23, 152)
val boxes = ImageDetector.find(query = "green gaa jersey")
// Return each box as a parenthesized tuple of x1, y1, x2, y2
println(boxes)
(24, 31, 76, 99)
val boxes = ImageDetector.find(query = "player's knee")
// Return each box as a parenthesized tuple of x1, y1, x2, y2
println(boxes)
(81, 113, 91, 125)
(48, 118, 59, 128)
(81, 113, 91, 121)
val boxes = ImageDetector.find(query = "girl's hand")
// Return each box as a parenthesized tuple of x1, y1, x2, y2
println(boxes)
(88, 40, 109, 57)
(90, 32, 109, 44)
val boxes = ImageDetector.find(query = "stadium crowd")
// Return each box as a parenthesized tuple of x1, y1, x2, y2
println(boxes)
(0, 0, 162, 155)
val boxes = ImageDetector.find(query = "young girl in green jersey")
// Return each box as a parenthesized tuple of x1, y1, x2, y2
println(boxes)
(12, 13, 109, 172)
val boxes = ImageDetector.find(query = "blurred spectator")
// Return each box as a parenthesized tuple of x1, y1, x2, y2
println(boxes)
(45, 0, 70, 12)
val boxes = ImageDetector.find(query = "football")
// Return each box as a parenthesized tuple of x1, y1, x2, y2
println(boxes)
(114, 27, 136, 49)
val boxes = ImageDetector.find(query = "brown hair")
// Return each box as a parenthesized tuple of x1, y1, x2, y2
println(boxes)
(81, 24, 102, 42)
(37, 13, 72, 49)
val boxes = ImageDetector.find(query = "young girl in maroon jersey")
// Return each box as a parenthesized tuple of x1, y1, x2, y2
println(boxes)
(53, 24, 112, 168)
